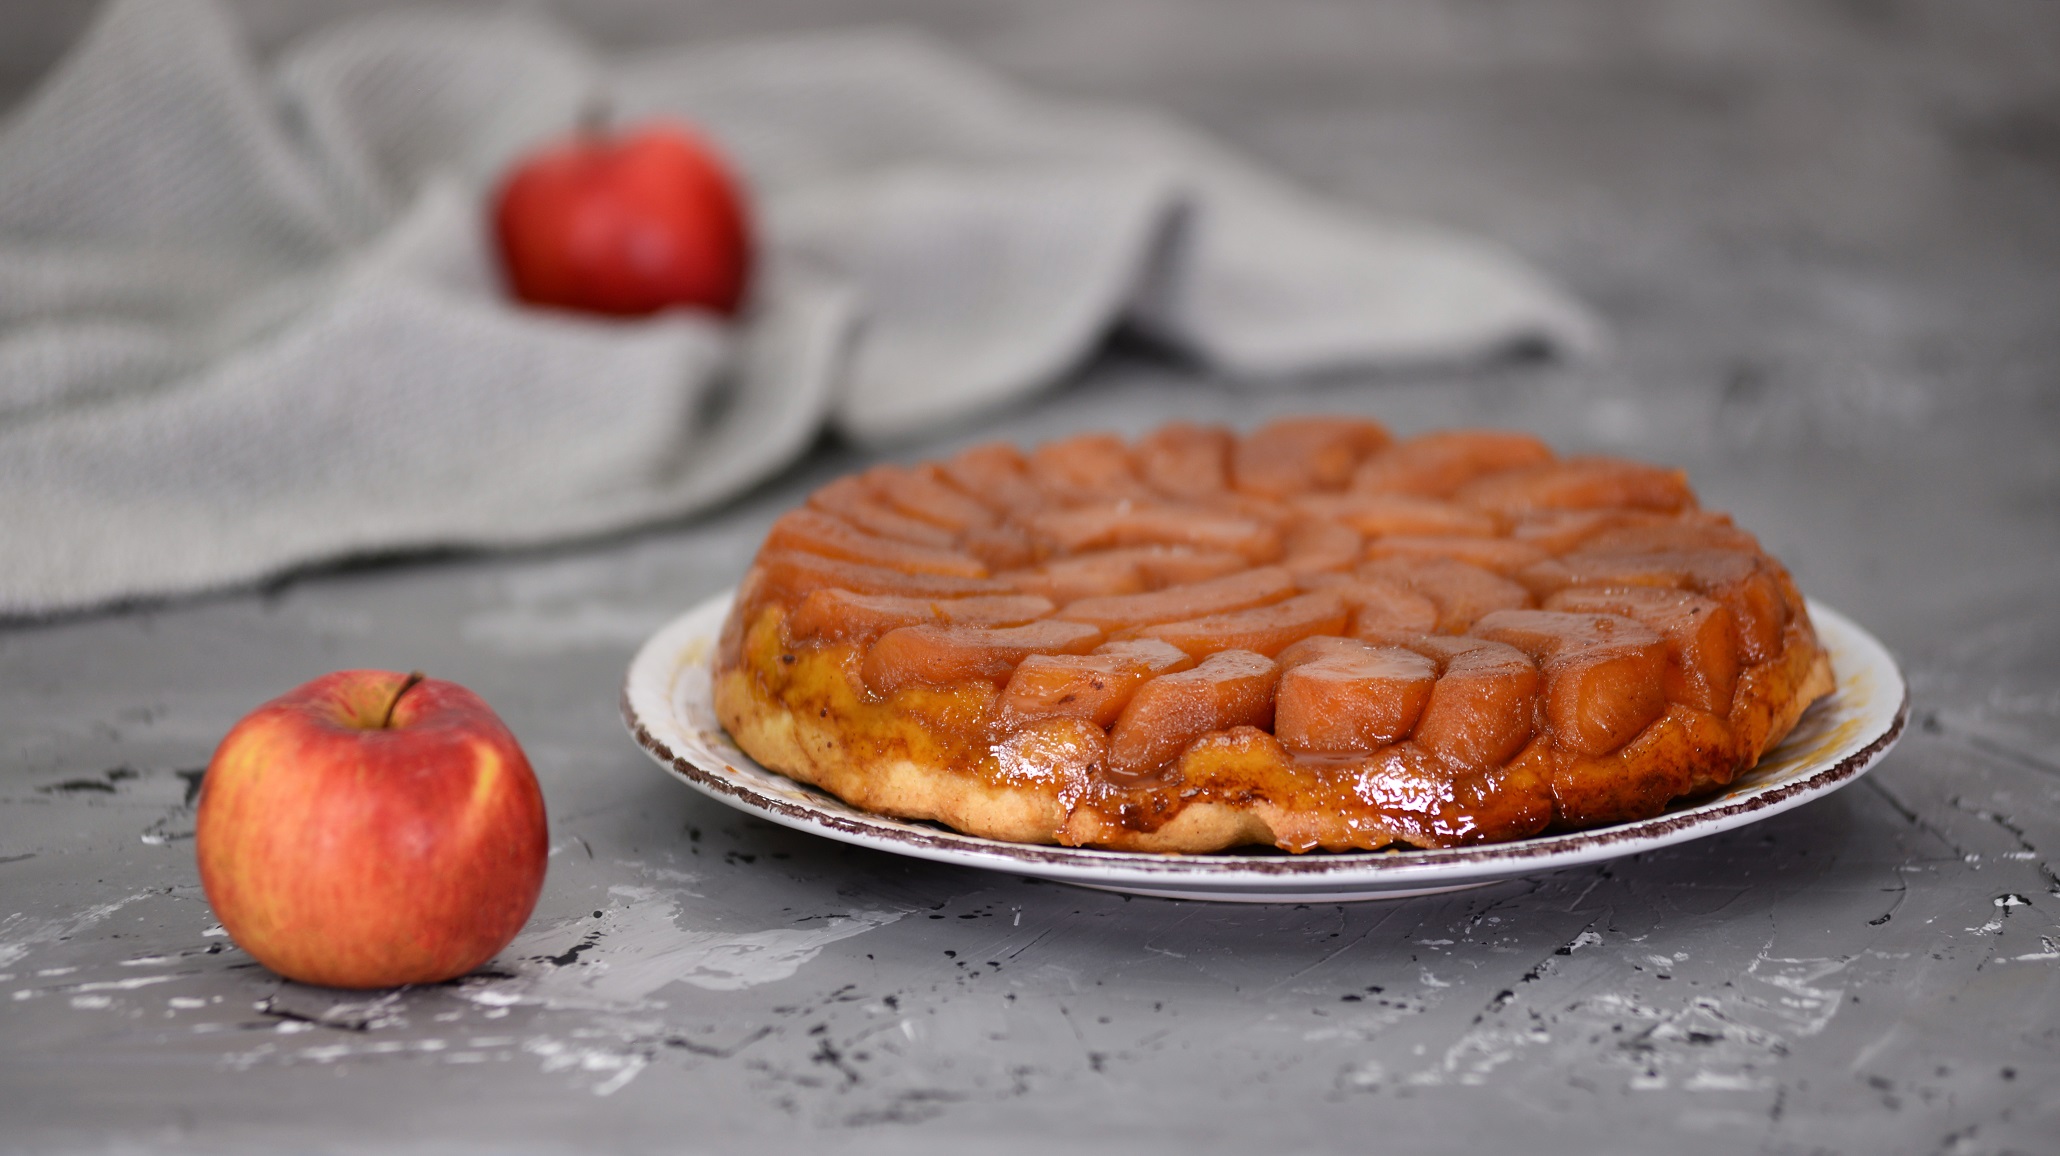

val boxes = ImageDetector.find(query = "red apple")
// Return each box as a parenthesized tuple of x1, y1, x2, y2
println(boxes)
(493, 117, 752, 317)
(195, 670, 548, 989)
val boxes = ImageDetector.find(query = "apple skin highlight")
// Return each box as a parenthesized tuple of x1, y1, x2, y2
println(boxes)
(196, 671, 549, 989)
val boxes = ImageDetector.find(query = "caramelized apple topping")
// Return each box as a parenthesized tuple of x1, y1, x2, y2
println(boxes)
(727, 420, 1828, 851)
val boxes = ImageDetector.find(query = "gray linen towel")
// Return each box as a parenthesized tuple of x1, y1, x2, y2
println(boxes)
(0, 0, 1602, 616)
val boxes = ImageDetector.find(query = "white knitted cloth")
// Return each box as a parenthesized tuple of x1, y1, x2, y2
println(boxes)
(0, 0, 1601, 615)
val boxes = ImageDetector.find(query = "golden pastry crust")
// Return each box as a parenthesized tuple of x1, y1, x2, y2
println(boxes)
(712, 420, 1836, 853)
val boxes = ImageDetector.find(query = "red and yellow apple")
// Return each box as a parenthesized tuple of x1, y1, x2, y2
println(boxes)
(196, 670, 548, 989)
(493, 117, 752, 317)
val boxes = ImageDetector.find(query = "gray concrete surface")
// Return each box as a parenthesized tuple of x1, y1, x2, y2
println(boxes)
(3, 1, 2058, 1152)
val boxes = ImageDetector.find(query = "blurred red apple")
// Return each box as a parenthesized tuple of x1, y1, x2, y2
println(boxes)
(493, 117, 752, 317)
(196, 670, 548, 989)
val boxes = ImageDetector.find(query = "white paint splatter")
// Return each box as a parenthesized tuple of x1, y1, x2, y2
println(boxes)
(524, 1036, 647, 1096)
(1405, 1024, 1545, 1087)
(2002, 935, 2060, 963)
(1337, 1059, 1385, 1091)
(10, 972, 184, 1004)
(465, 887, 906, 1011)
(70, 975, 183, 993)
(1742, 950, 1851, 1038)
(224, 1037, 450, 1073)
(620, 861, 700, 887)
(1304, 991, 1434, 1044)
(1684, 1068, 1764, 1092)
(1407, 945, 1854, 1093)
(202, 886, 904, 1099)
(0, 892, 155, 968)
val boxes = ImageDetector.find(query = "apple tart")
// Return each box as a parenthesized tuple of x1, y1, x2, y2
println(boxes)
(712, 418, 1835, 853)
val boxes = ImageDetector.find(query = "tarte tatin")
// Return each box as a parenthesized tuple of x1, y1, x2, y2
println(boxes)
(713, 418, 1835, 853)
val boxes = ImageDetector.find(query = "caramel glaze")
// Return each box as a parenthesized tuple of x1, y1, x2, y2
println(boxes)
(712, 421, 1837, 854)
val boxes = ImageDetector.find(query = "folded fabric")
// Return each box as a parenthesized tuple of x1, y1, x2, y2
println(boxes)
(0, 0, 1602, 616)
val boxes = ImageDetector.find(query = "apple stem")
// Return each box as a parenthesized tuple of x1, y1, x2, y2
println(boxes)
(381, 671, 427, 729)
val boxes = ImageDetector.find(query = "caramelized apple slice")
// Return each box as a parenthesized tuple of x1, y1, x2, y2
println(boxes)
(1509, 509, 1748, 555)
(936, 596, 1056, 626)
(1329, 578, 1440, 636)
(862, 620, 1105, 696)
(995, 638, 1193, 729)
(1546, 586, 1739, 714)
(1361, 535, 1548, 575)
(1138, 590, 1350, 660)
(1509, 509, 1651, 554)
(1012, 546, 1247, 603)
(1456, 456, 1695, 516)
(754, 551, 1012, 604)
(1280, 518, 1363, 578)
(788, 588, 932, 642)
(1291, 493, 1501, 539)
(939, 443, 1046, 516)
(807, 476, 958, 546)
(1231, 416, 1392, 497)
(1359, 556, 1531, 633)
(1133, 548, 1249, 587)
(959, 524, 1037, 571)
(1030, 502, 1283, 560)
(865, 464, 998, 532)
(1108, 649, 1280, 773)
(788, 590, 1055, 644)
(1663, 551, 1790, 665)
(1136, 422, 1233, 497)
(765, 510, 990, 578)
(1519, 548, 1787, 663)
(1028, 433, 1149, 503)
(1471, 609, 1668, 757)
(1059, 567, 1296, 632)
(1007, 554, 1146, 602)
(1351, 430, 1556, 496)
(1385, 636, 1540, 768)
(1273, 634, 1368, 668)
(1094, 637, 1199, 667)
(1274, 639, 1437, 754)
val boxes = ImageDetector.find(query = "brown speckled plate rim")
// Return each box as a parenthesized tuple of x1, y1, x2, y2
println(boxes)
(623, 591, 1906, 890)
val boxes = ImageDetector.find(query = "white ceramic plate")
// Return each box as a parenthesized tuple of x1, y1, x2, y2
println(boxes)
(623, 591, 1906, 903)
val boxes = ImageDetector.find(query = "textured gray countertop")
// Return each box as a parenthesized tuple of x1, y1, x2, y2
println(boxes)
(3, 1, 2057, 1153)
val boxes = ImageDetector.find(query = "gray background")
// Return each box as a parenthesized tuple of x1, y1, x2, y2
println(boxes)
(2, 1, 2056, 1153)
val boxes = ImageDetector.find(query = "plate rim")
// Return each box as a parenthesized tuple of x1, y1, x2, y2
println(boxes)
(622, 590, 1907, 889)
